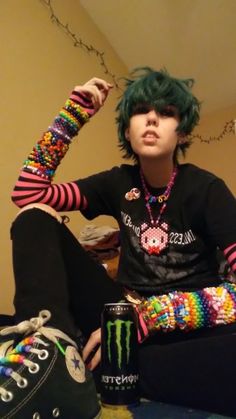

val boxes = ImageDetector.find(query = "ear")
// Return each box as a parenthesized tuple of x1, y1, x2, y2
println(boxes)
(125, 128, 130, 141)
(178, 134, 187, 145)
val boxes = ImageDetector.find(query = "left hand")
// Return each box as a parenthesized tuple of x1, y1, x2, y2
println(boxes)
(74, 78, 113, 112)
(82, 328, 101, 371)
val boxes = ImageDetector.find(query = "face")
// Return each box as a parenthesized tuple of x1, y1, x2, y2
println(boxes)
(125, 105, 183, 162)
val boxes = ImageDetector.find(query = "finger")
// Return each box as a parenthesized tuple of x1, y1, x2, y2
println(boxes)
(82, 330, 101, 362)
(84, 80, 113, 104)
(77, 85, 103, 109)
(100, 85, 113, 102)
(88, 346, 101, 371)
(77, 85, 100, 99)
(83, 341, 100, 364)
(85, 77, 113, 91)
(87, 83, 113, 105)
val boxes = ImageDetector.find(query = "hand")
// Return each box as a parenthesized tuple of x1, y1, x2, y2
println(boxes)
(74, 78, 113, 112)
(82, 328, 101, 371)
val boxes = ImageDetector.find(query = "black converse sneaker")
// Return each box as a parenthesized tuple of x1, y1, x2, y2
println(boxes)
(0, 310, 101, 418)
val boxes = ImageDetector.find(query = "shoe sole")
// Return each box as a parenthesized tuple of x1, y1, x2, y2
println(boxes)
(94, 409, 102, 419)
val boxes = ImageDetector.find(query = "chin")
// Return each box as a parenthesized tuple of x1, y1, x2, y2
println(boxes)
(139, 151, 162, 159)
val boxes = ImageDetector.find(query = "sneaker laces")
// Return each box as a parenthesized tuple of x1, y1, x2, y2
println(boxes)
(0, 310, 77, 402)
(0, 341, 14, 359)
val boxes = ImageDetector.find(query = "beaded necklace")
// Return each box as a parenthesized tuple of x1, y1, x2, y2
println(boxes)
(139, 166, 178, 255)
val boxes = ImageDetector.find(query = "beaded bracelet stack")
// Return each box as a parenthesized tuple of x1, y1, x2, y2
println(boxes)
(138, 282, 236, 334)
(23, 99, 89, 180)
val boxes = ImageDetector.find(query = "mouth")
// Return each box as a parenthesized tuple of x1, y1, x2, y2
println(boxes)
(148, 245, 160, 255)
(142, 130, 159, 144)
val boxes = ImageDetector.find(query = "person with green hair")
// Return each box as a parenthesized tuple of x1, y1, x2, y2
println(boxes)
(1, 68, 236, 417)
(117, 67, 200, 162)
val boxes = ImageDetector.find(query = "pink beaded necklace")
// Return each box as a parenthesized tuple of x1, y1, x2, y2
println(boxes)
(139, 166, 178, 255)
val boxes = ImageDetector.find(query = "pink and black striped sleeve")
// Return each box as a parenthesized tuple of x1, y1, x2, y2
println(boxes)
(12, 172, 87, 211)
(11, 90, 95, 211)
(224, 244, 236, 276)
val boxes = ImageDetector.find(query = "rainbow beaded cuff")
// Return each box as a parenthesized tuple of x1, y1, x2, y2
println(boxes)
(138, 282, 236, 335)
(23, 99, 90, 180)
(62, 99, 90, 129)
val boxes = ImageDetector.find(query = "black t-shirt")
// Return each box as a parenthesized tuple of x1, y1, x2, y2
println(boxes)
(77, 163, 236, 295)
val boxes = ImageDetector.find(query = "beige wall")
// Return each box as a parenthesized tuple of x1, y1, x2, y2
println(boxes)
(1, 1, 235, 315)
(186, 104, 236, 194)
(0, 0, 127, 314)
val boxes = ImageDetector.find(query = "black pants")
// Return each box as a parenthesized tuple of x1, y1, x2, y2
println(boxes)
(11, 208, 236, 417)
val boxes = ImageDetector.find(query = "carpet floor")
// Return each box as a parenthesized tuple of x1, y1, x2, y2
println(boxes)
(100, 399, 233, 419)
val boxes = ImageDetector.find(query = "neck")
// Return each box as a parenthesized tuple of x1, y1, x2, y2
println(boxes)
(139, 157, 175, 188)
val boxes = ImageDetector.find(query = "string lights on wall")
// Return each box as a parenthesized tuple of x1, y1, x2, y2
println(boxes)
(40, 0, 121, 89)
(187, 119, 236, 144)
(39, 0, 235, 144)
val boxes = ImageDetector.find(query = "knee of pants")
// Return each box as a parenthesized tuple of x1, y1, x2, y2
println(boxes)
(10, 203, 63, 239)
(14, 203, 63, 223)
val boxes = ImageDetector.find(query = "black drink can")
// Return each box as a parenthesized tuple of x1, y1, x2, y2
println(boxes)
(100, 302, 139, 407)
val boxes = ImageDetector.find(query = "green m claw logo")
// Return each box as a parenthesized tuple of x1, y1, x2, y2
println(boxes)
(106, 319, 133, 369)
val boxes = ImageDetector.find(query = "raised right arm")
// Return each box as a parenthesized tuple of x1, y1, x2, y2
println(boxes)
(11, 78, 113, 211)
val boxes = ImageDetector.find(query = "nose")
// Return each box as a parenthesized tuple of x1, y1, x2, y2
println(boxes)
(146, 110, 159, 126)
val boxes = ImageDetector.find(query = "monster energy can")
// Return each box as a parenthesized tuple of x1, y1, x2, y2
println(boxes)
(100, 302, 139, 407)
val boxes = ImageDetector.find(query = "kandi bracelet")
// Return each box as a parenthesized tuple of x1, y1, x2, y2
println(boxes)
(123, 282, 236, 342)
(23, 99, 90, 180)
(137, 282, 236, 335)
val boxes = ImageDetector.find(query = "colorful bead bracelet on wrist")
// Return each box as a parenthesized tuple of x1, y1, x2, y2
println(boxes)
(138, 282, 236, 333)
(23, 99, 90, 180)
(64, 99, 90, 126)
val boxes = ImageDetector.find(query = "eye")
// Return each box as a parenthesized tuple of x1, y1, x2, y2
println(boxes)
(160, 106, 178, 117)
(131, 103, 152, 116)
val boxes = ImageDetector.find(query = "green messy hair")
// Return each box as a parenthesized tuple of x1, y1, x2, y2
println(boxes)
(116, 67, 201, 161)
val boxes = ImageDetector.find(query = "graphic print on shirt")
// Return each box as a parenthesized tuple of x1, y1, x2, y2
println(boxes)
(121, 211, 196, 254)
(140, 221, 169, 255)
